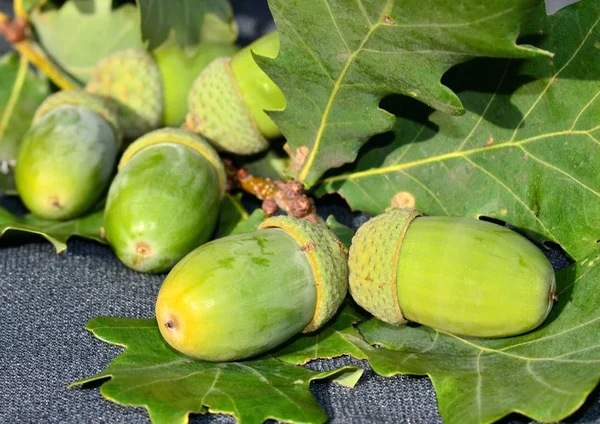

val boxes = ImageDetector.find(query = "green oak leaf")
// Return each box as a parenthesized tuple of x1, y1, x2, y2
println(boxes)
(318, 0, 600, 260)
(260, 0, 549, 187)
(0, 207, 105, 253)
(358, 249, 600, 424)
(216, 193, 266, 238)
(30, 0, 144, 83)
(71, 317, 362, 424)
(0, 53, 49, 194)
(137, 0, 238, 51)
(275, 303, 372, 365)
(325, 215, 354, 249)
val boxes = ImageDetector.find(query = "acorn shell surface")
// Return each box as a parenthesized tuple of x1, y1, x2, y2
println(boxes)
(33, 90, 122, 144)
(156, 228, 318, 361)
(104, 139, 222, 273)
(15, 105, 119, 220)
(396, 216, 556, 338)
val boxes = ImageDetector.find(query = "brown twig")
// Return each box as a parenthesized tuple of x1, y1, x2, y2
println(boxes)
(229, 164, 319, 223)
(0, 15, 29, 43)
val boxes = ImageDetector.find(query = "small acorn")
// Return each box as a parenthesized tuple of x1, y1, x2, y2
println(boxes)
(15, 91, 121, 220)
(152, 42, 239, 127)
(349, 208, 556, 338)
(86, 48, 163, 140)
(185, 31, 285, 155)
(103, 128, 226, 273)
(155, 216, 348, 361)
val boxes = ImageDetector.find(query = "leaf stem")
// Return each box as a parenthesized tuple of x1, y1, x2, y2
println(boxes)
(0, 53, 28, 150)
(13, 0, 29, 19)
(14, 41, 78, 89)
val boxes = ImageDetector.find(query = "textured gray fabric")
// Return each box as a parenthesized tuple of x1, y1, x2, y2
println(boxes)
(1, 1, 599, 423)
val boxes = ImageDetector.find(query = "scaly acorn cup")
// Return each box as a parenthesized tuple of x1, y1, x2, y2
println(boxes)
(103, 128, 225, 274)
(86, 48, 163, 141)
(15, 91, 121, 220)
(185, 31, 285, 155)
(153, 42, 239, 127)
(349, 208, 556, 338)
(155, 216, 348, 361)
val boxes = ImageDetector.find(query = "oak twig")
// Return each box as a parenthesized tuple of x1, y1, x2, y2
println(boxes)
(224, 159, 318, 223)
(0, 15, 28, 43)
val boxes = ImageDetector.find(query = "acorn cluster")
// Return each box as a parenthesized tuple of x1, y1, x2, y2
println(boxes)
(15, 32, 556, 361)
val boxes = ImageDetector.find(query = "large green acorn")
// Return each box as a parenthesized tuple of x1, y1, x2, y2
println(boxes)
(152, 42, 239, 127)
(86, 48, 163, 141)
(349, 208, 556, 338)
(103, 128, 226, 273)
(155, 216, 348, 361)
(186, 31, 285, 155)
(15, 91, 121, 220)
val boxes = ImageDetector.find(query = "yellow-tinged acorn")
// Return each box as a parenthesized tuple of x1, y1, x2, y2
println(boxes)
(155, 216, 348, 361)
(86, 48, 163, 140)
(15, 91, 121, 220)
(349, 208, 556, 338)
(185, 31, 285, 155)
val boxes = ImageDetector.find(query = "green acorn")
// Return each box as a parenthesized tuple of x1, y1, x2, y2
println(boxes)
(103, 128, 225, 273)
(155, 216, 348, 361)
(152, 42, 239, 127)
(186, 31, 285, 155)
(86, 48, 163, 140)
(15, 91, 121, 220)
(349, 209, 556, 338)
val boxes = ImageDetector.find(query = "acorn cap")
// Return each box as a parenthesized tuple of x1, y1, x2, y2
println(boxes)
(185, 57, 269, 155)
(86, 48, 163, 140)
(118, 128, 226, 196)
(258, 216, 348, 332)
(33, 90, 122, 146)
(348, 208, 421, 325)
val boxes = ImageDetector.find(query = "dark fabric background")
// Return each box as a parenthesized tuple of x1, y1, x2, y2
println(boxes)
(0, 1, 598, 423)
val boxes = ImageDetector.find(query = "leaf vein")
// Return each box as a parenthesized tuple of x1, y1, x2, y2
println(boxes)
(234, 363, 308, 419)
(457, 60, 510, 151)
(394, 122, 427, 163)
(499, 316, 600, 353)
(321, 130, 587, 184)
(461, 156, 559, 243)
(569, 89, 600, 131)
(400, 170, 450, 215)
(321, 0, 351, 53)
(510, 13, 600, 141)
(394, 7, 516, 29)
(526, 361, 579, 395)
(298, 0, 392, 182)
(518, 146, 600, 198)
